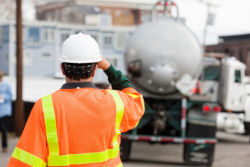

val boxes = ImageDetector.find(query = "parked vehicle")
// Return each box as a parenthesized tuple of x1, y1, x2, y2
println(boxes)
(202, 54, 250, 135)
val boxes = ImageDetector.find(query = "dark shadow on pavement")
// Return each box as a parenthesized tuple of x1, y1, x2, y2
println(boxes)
(217, 138, 249, 144)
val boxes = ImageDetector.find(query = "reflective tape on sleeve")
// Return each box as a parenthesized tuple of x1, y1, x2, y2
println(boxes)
(141, 95, 145, 112)
(41, 94, 59, 156)
(12, 147, 47, 167)
(116, 163, 123, 167)
(126, 93, 140, 99)
(107, 90, 124, 148)
(126, 93, 145, 112)
(126, 93, 145, 128)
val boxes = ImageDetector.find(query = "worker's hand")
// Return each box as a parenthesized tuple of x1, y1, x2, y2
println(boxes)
(98, 54, 111, 71)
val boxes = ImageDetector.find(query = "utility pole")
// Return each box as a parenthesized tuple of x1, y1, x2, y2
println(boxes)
(15, 0, 24, 136)
(201, 1, 219, 54)
(203, 3, 210, 52)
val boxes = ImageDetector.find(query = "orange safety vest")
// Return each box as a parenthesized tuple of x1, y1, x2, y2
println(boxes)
(8, 87, 144, 167)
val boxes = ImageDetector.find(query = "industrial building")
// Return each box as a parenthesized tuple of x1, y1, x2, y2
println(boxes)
(35, 0, 157, 26)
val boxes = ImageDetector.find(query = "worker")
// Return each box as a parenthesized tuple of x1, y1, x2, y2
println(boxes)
(7, 33, 144, 167)
(0, 70, 12, 153)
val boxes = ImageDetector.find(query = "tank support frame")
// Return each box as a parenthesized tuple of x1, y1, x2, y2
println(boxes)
(121, 96, 217, 144)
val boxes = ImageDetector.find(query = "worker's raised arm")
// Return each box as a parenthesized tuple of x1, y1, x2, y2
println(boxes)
(99, 55, 145, 132)
(98, 54, 132, 90)
(7, 100, 47, 167)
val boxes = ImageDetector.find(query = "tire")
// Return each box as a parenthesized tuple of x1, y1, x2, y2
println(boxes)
(120, 139, 132, 161)
(183, 123, 216, 166)
(243, 122, 250, 135)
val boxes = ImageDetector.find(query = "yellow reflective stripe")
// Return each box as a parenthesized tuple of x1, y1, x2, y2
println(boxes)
(127, 93, 145, 127)
(48, 146, 119, 166)
(107, 90, 124, 148)
(126, 93, 140, 99)
(116, 163, 123, 167)
(141, 95, 145, 112)
(41, 94, 59, 156)
(12, 147, 47, 167)
(134, 121, 140, 128)
(126, 93, 145, 112)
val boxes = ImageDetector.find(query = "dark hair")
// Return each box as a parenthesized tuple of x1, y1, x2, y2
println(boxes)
(63, 63, 96, 81)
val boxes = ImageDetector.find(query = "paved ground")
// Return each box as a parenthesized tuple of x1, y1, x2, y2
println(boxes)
(1, 132, 250, 167)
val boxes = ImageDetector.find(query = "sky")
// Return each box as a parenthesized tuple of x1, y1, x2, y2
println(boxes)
(22, 0, 250, 45)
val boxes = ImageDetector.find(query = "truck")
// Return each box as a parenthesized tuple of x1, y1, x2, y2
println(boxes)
(119, 0, 220, 166)
(202, 53, 250, 135)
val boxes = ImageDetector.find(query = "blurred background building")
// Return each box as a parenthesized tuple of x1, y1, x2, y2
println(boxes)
(207, 34, 250, 74)
(35, 0, 154, 26)
(0, 21, 134, 82)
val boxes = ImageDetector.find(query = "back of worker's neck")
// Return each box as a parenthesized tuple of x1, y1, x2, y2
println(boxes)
(65, 77, 93, 83)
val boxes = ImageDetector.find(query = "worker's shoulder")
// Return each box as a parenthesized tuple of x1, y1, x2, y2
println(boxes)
(102, 88, 139, 98)
(37, 89, 61, 104)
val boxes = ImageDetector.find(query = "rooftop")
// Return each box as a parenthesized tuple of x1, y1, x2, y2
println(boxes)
(36, 0, 160, 10)
(219, 34, 250, 43)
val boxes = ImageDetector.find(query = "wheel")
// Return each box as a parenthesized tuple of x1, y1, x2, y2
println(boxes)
(243, 122, 250, 135)
(183, 123, 216, 166)
(120, 139, 132, 161)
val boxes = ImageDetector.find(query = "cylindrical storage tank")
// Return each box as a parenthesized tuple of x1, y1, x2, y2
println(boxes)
(125, 17, 203, 95)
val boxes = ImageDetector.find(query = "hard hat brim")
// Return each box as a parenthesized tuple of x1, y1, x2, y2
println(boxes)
(59, 55, 102, 63)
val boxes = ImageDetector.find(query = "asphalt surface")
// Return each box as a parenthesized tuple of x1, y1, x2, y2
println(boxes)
(1, 132, 250, 167)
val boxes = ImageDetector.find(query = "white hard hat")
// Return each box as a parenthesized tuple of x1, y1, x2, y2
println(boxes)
(59, 33, 102, 63)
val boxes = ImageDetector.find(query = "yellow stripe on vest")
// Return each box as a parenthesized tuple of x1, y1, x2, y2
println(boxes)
(42, 92, 123, 166)
(48, 146, 120, 166)
(12, 147, 47, 167)
(106, 90, 125, 148)
(41, 94, 59, 156)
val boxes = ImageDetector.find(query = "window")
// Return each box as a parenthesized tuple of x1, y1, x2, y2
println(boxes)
(69, 12, 75, 21)
(103, 33, 113, 47)
(0, 27, 2, 45)
(3, 26, 9, 43)
(75, 30, 84, 34)
(43, 28, 54, 43)
(106, 58, 117, 68)
(88, 31, 99, 43)
(203, 66, 220, 81)
(116, 32, 127, 50)
(28, 27, 40, 45)
(41, 52, 52, 60)
(60, 31, 70, 43)
(91, 34, 98, 42)
(235, 70, 241, 83)
(12, 27, 26, 42)
(100, 17, 110, 26)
